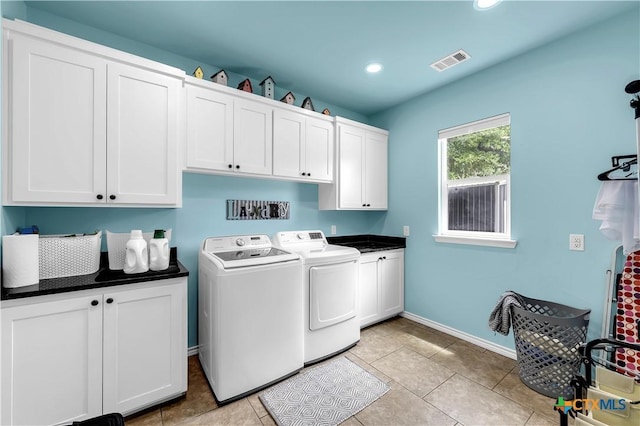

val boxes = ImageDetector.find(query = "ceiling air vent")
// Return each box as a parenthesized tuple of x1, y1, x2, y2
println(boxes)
(430, 49, 471, 72)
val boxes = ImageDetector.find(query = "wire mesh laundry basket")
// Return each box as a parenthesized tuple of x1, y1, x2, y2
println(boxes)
(511, 295, 591, 399)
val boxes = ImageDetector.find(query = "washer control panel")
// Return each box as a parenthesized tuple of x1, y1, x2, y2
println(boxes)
(273, 230, 327, 246)
(204, 235, 272, 252)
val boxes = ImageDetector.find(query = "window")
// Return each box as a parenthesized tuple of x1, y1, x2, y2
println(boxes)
(435, 113, 516, 248)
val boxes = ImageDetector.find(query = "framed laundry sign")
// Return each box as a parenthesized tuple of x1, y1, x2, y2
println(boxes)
(226, 200, 290, 220)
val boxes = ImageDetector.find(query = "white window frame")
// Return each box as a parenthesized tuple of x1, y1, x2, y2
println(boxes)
(433, 113, 517, 249)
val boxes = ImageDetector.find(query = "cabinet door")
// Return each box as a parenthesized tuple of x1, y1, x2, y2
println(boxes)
(185, 85, 234, 172)
(273, 109, 304, 179)
(107, 62, 180, 205)
(233, 99, 273, 175)
(379, 251, 404, 317)
(338, 125, 365, 208)
(1, 295, 103, 425)
(8, 34, 107, 204)
(102, 279, 187, 414)
(364, 131, 388, 209)
(304, 117, 334, 182)
(358, 255, 380, 328)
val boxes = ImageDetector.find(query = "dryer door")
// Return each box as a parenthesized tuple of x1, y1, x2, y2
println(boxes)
(309, 260, 357, 331)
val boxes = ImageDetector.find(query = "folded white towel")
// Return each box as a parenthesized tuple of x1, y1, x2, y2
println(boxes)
(593, 181, 640, 254)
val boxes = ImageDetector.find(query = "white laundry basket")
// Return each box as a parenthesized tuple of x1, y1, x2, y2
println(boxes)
(39, 231, 102, 279)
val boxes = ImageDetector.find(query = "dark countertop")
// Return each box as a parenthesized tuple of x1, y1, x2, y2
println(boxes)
(327, 234, 406, 253)
(1, 247, 189, 301)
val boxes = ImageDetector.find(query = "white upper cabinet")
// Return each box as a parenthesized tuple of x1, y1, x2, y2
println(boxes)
(273, 109, 333, 182)
(184, 77, 273, 177)
(107, 62, 181, 205)
(319, 117, 388, 210)
(185, 83, 234, 171)
(2, 19, 184, 207)
(6, 33, 108, 205)
(233, 98, 273, 175)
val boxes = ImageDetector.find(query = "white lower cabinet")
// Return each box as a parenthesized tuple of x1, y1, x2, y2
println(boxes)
(358, 249, 404, 328)
(0, 278, 187, 426)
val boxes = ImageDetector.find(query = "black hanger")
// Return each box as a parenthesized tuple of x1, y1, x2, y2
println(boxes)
(597, 154, 638, 181)
(626, 80, 640, 118)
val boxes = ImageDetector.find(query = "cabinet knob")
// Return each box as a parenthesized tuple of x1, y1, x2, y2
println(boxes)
(383, 256, 387, 260)
(302, 172, 306, 176)
(228, 164, 233, 169)
(91, 300, 99, 306)
(362, 204, 366, 207)
(96, 194, 103, 200)
(235, 165, 240, 169)
(307, 173, 311, 177)
(366, 204, 371, 207)
(109, 195, 116, 200)
(106, 298, 114, 304)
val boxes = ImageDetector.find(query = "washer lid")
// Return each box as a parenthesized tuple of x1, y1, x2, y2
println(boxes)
(209, 247, 299, 269)
(202, 235, 299, 268)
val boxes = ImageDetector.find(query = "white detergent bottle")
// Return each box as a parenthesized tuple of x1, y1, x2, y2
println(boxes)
(149, 229, 170, 271)
(123, 230, 149, 274)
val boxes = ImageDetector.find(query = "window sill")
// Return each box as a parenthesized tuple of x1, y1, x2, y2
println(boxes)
(433, 235, 517, 249)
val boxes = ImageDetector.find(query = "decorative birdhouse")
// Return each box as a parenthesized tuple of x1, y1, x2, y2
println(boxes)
(280, 92, 295, 105)
(237, 78, 253, 93)
(322, 108, 331, 116)
(210, 69, 228, 86)
(259, 76, 276, 99)
(192, 66, 204, 79)
(301, 97, 315, 111)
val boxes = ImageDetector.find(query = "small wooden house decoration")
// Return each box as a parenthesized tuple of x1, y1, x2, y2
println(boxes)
(192, 66, 204, 79)
(280, 92, 295, 105)
(301, 97, 315, 111)
(259, 76, 276, 99)
(210, 69, 228, 86)
(322, 108, 331, 116)
(237, 78, 253, 93)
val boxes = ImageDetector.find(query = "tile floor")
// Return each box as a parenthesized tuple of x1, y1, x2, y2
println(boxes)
(126, 316, 562, 425)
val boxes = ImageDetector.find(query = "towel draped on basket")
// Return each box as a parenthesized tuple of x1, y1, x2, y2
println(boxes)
(488, 291, 525, 335)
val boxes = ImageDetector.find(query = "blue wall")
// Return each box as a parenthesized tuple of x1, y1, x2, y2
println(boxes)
(371, 8, 640, 347)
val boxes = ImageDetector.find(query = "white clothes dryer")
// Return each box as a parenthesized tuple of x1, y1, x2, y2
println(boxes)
(273, 230, 360, 365)
(198, 235, 303, 404)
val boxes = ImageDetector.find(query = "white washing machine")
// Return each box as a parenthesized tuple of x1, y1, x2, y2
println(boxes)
(273, 230, 360, 365)
(198, 235, 303, 404)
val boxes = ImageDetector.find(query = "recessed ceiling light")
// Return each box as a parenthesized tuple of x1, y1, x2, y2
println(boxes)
(365, 63, 383, 73)
(474, 0, 502, 10)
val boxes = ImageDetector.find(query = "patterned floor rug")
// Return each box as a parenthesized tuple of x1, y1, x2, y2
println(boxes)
(259, 356, 390, 426)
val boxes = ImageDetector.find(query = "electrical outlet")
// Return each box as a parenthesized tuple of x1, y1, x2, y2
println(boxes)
(403, 226, 410, 237)
(569, 234, 584, 251)
(330, 225, 337, 235)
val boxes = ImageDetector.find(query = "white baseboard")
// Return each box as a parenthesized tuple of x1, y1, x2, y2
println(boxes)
(400, 311, 517, 360)
(188, 345, 199, 357)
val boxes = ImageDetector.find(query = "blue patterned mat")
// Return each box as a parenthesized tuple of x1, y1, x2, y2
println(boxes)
(259, 356, 390, 426)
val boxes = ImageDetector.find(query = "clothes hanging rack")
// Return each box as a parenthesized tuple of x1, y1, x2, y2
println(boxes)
(596, 81, 640, 181)
(597, 154, 637, 181)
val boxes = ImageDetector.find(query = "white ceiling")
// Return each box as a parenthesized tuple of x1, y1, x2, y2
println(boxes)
(22, 1, 639, 116)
